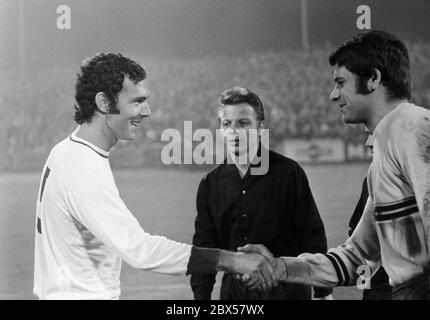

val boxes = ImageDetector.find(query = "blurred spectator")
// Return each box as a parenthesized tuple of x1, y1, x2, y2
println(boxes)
(1, 43, 429, 169)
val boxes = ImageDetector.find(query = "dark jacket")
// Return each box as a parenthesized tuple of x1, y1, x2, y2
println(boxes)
(191, 149, 332, 299)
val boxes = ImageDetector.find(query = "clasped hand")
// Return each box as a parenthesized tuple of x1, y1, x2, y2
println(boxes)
(231, 244, 286, 292)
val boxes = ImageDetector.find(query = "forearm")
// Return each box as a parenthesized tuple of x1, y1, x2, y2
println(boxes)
(278, 255, 339, 288)
(186, 246, 220, 275)
(217, 250, 240, 272)
(187, 246, 272, 282)
(186, 246, 242, 274)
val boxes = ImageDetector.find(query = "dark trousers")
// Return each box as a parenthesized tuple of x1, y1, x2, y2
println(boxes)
(392, 273, 430, 300)
(220, 272, 311, 300)
(363, 287, 392, 300)
(362, 267, 392, 300)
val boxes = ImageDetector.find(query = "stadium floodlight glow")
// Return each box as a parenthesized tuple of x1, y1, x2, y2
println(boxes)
(160, 121, 269, 175)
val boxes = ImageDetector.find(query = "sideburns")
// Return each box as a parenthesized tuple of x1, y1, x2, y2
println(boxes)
(355, 76, 373, 95)
(107, 99, 120, 115)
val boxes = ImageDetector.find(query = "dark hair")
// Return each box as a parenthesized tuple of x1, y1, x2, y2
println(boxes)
(74, 53, 146, 124)
(218, 87, 265, 123)
(328, 30, 411, 101)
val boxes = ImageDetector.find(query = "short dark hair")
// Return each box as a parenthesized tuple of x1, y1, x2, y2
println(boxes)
(328, 30, 411, 101)
(74, 53, 146, 124)
(218, 87, 265, 123)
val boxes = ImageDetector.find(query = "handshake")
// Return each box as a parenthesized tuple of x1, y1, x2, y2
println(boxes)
(219, 244, 287, 292)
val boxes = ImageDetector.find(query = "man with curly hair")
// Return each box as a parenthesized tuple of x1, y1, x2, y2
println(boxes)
(33, 53, 277, 300)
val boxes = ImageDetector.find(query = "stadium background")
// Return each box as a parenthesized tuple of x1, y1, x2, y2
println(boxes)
(0, 0, 429, 299)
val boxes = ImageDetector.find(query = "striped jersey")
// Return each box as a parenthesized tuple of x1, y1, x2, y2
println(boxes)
(34, 128, 191, 299)
(326, 102, 430, 287)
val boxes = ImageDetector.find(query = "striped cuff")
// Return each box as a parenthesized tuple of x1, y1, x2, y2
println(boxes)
(324, 252, 350, 286)
(375, 196, 418, 221)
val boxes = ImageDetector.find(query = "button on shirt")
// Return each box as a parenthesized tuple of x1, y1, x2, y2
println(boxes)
(191, 149, 332, 299)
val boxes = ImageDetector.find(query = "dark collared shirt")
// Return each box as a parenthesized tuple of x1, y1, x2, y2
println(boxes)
(191, 149, 332, 299)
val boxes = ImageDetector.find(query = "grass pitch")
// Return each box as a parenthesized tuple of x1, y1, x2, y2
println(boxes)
(0, 163, 369, 300)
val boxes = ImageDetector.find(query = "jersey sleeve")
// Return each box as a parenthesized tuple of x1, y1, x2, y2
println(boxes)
(393, 113, 430, 235)
(62, 164, 192, 275)
(326, 196, 382, 286)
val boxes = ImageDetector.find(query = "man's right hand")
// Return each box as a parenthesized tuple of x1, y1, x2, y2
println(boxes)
(237, 244, 340, 289)
(237, 244, 287, 287)
(218, 250, 278, 291)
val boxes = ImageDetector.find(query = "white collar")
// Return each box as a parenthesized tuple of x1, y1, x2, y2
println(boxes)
(70, 127, 110, 158)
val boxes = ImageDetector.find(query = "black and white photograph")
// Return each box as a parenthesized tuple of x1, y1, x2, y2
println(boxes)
(1, 0, 430, 305)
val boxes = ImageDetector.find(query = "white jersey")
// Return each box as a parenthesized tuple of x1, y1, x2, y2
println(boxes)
(34, 129, 192, 299)
(326, 102, 430, 287)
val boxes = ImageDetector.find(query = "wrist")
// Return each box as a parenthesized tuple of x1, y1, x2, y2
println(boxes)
(217, 250, 235, 272)
(276, 257, 288, 281)
(186, 246, 220, 275)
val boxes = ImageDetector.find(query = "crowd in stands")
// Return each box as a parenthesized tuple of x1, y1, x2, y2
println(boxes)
(1, 43, 430, 169)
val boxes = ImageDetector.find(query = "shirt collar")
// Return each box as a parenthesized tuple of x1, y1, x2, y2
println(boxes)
(365, 134, 374, 149)
(372, 101, 408, 138)
(227, 139, 260, 168)
(221, 143, 268, 178)
(70, 127, 110, 158)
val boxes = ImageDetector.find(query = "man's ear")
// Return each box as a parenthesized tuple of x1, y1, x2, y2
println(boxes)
(368, 68, 382, 92)
(95, 92, 109, 114)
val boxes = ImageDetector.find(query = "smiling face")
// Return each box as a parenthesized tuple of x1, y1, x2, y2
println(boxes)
(105, 76, 151, 142)
(219, 103, 261, 157)
(329, 65, 372, 125)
